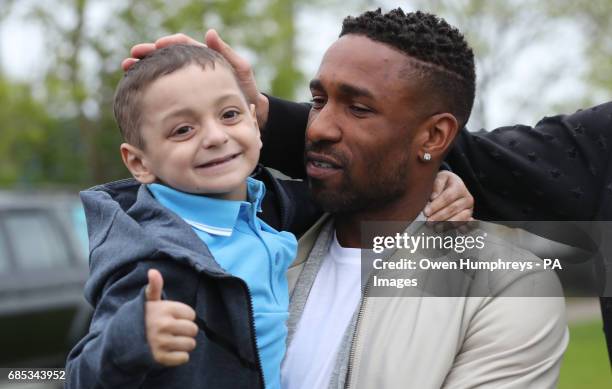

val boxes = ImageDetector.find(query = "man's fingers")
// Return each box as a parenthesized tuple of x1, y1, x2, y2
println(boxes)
(121, 58, 139, 71)
(425, 189, 453, 216)
(204, 29, 228, 57)
(123, 35, 200, 72)
(204, 28, 222, 50)
(155, 33, 204, 49)
(130, 43, 157, 59)
(430, 171, 450, 201)
(146, 269, 164, 301)
(427, 198, 473, 222)
(205, 29, 251, 75)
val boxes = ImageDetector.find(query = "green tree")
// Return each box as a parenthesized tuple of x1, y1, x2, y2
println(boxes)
(0, 76, 85, 187)
(545, 0, 612, 106)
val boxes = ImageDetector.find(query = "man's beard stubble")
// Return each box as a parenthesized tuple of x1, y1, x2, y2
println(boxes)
(305, 142, 411, 215)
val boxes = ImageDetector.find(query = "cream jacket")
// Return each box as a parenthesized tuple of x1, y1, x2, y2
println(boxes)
(287, 215, 568, 389)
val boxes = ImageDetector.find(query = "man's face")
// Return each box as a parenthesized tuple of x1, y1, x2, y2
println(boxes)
(306, 35, 430, 213)
(135, 64, 261, 200)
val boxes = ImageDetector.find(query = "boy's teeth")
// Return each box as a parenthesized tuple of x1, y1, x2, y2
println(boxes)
(313, 161, 334, 168)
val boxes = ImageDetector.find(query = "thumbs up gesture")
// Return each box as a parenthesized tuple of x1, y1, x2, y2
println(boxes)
(144, 269, 198, 366)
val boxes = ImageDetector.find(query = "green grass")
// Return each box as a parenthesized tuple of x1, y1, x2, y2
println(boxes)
(558, 320, 611, 388)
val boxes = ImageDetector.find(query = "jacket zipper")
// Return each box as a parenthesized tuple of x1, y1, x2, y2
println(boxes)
(238, 278, 266, 388)
(344, 275, 373, 389)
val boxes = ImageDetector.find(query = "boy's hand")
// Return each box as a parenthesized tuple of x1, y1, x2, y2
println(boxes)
(145, 269, 198, 367)
(424, 171, 474, 222)
(121, 29, 269, 127)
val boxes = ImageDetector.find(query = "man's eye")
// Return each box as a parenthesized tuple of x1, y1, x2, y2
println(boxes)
(310, 96, 326, 109)
(350, 105, 372, 115)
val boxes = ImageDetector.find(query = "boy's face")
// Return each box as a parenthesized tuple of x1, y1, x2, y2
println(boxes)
(121, 64, 261, 200)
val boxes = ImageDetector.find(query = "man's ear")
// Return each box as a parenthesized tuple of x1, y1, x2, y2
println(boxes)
(249, 103, 263, 150)
(120, 143, 157, 184)
(419, 113, 459, 162)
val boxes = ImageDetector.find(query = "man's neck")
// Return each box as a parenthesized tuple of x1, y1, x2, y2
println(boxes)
(334, 181, 433, 248)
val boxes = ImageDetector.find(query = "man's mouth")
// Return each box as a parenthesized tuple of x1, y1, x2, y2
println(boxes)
(311, 160, 336, 169)
(197, 153, 241, 169)
(306, 152, 342, 179)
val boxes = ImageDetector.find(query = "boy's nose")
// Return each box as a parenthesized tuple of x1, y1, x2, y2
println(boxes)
(201, 123, 229, 148)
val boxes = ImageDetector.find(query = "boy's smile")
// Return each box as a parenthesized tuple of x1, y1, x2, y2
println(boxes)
(122, 64, 262, 200)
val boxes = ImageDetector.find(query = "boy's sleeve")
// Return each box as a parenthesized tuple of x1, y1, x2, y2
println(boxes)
(65, 262, 156, 389)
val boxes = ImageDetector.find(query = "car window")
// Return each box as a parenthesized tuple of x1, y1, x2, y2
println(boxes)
(0, 230, 9, 272)
(3, 211, 71, 269)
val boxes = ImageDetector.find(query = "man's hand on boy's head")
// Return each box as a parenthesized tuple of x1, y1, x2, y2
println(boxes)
(121, 29, 270, 128)
(145, 269, 198, 367)
(121, 34, 204, 71)
(204, 29, 269, 127)
(424, 171, 474, 223)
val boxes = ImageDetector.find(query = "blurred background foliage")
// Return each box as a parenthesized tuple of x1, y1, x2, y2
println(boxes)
(0, 0, 611, 188)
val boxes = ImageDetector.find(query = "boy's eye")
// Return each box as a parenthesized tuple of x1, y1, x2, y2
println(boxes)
(172, 125, 194, 136)
(222, 109, 241, 120)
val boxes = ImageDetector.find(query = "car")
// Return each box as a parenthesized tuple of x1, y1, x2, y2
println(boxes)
(0, 191, 91, 369)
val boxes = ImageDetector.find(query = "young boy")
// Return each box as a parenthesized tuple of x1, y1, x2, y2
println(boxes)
(66, 44, 473, 388)
(66, 44, 300, 388)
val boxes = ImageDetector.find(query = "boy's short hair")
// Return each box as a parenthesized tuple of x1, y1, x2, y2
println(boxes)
(114, 44, 240, 148)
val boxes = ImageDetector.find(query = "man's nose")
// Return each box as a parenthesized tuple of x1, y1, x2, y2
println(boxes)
(201, 122, 229, 148)
(306, 104, 342, 144)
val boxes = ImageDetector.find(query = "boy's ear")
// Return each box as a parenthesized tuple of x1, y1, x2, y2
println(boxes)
(249, 103, 263, 149)
(120, 143, 157, 184)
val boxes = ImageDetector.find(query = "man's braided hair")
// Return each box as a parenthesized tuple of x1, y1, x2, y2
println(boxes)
(341, 8, 476, 127)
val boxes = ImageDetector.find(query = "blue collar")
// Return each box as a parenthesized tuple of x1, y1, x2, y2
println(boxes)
(147, 177, 265, 237)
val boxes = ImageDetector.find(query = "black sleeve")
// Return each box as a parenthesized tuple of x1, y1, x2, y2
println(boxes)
(260, 95, 310, 179)
(446, 102, 612, 222)
(259, 96, 612, 222)
(449, 102, 612, 365)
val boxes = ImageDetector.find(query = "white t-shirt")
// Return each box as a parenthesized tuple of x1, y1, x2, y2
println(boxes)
(281, 232, 362, 389)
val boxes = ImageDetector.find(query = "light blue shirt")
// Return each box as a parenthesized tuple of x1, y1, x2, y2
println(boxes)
(148, 178, 297, 389)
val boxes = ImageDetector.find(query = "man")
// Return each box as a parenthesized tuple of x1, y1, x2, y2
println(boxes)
(127, 9, 568, 387)
(277, 10, 565, 388)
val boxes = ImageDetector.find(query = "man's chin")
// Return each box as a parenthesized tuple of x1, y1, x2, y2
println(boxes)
(310, 187, 357, 214)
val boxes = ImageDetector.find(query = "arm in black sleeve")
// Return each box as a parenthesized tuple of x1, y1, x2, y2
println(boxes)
(447, 102, 612, 364)
(259, 95, 311, 179)
(446, 101, 612, 222)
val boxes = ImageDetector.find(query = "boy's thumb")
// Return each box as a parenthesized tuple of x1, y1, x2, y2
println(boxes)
(146, 269, 163, 301)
